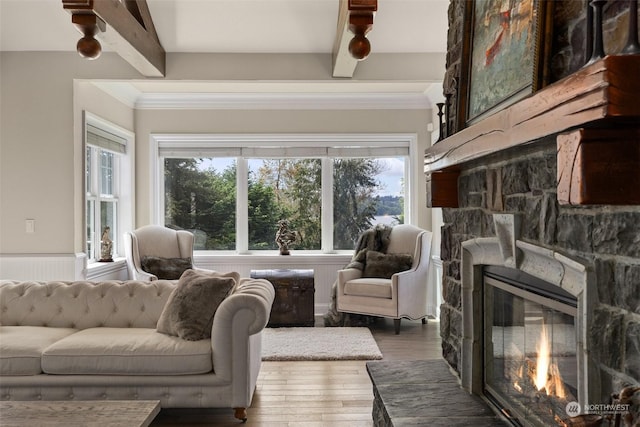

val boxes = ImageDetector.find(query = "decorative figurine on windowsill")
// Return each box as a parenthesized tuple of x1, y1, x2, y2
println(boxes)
(275, 220, 300, 255)
(99, 226, 114, 262)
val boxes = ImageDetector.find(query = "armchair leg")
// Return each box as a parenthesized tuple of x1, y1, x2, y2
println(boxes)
(233, 407, 247, 423)
(422, 318, 427, 324)
(394, 318, 401, 334)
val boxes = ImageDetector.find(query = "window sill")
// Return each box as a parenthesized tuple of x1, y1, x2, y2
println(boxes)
(193, 252, 352, 265)
(86, 257, 127, 279)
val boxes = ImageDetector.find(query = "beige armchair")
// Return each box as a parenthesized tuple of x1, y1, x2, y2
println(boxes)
(124, 225, 196, 281)
(336, 224, 433, 334)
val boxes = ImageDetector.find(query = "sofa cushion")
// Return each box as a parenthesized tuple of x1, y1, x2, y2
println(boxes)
(0, 326, 78, 375)
(344, 278, 392, 299)
(41, 327, 212, 375)
(362, 251, 412, 279)
(157, 270, 237, 341)
(141, 256, 193, 280)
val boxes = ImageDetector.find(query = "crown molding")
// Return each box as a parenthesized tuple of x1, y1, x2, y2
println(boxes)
(134, 92, 431, 110)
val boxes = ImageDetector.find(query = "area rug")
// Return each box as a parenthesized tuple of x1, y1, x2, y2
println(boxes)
(261, 327, 383, 361)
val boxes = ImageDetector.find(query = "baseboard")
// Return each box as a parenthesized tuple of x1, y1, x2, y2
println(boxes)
(315, 303, 329, 317)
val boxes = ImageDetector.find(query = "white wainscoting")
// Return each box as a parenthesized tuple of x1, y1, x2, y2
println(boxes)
(429, 255, 443, 318)
(193, 253, 352, 315)
(0, 253, 87, 281)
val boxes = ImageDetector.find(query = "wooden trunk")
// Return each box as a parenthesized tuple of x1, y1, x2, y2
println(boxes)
(250, 269, 315, 327)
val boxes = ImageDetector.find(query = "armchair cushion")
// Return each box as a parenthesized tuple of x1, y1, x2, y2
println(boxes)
(157, 270, 238, 341)
(141, 256, 192, 280)
(362, 251, 412, 279)
(344, 278, 392, 299)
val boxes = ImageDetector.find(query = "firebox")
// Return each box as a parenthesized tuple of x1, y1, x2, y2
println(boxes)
(459, 216, 596, 427)
(483, 265, 578, 426)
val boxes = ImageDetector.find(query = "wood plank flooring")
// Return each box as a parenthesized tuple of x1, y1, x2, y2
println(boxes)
(151, 317, 443, 426)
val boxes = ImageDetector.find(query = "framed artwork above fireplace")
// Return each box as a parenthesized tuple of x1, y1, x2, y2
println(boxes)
(458, 0, 554, 127)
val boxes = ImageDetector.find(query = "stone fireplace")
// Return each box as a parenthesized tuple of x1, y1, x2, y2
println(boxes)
(436, 139, 639, 424)
(429, 1, 640, 425)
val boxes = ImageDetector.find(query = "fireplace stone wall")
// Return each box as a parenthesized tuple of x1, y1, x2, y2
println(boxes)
(439, 137, 640, 404)
(440, 1, 640, 408)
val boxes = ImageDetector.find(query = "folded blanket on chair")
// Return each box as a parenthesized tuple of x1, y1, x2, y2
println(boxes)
(344, 224, 393, 270)
(324, 224, 393, 327)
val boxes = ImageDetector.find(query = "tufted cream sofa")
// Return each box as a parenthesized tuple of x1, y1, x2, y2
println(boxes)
(0, 278, 275, 422)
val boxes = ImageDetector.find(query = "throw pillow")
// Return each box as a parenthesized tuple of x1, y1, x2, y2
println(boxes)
(141, 256, 192, 280)
(345, 248, 368, 270)
(362, 251, 413, 279)
(156, 269, 238, 341)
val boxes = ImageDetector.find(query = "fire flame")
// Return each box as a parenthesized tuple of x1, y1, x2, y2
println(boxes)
(548, 363, 567, 399)
(531, 323, 567, 398)
(535, 324, 551, 391)
(513, 365, 524, 393)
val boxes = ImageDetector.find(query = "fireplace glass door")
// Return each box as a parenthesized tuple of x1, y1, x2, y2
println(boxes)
(483, 267, 578, 427)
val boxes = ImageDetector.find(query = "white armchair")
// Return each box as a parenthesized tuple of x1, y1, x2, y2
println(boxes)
(123, 225, 196, 281)
(336, 224, 433, 334)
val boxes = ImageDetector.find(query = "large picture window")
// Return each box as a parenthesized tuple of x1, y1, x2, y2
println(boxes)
(155, 134, 415, 253)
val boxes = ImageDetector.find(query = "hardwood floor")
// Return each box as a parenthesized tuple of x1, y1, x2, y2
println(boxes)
(151, 317, 443, 426)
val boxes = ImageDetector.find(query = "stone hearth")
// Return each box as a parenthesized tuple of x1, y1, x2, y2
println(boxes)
(367, 360, 505, 427)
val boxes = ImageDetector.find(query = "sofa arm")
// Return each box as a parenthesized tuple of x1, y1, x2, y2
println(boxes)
(215, 278, 275, 335)
(210, 278, 275, 381)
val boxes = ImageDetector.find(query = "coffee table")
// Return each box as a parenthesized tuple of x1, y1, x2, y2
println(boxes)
(0, 400, 160, 427)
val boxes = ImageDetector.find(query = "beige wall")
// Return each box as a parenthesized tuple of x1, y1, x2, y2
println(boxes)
(0, 52, 138, 256)
(0, 50, 443, 277)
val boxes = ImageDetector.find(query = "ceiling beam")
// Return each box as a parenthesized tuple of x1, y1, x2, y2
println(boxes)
(62, 0, 166, 77)
(332, 0, 377, 78)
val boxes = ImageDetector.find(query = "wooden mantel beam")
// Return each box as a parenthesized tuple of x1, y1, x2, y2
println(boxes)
(557, 127, 640, 205)
(424, 55, 640, 173)
(332, 0, 377, 78)
(424, 55, 640, 208)
(62, 0, 166, 77)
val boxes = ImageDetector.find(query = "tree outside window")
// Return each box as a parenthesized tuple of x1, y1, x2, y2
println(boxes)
(250, 159, 321, 250)
(164, 158, 237, 250)
(163, 155, 404, 252)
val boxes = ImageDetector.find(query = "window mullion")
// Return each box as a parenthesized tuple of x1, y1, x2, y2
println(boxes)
(94, 149, 102, 261)
(86, 196, 96, 261)
(237, 157, 249, 254)
(321, 157, 334, 253)
(90, 147, 99, 197)
(112, 156, 120, 256)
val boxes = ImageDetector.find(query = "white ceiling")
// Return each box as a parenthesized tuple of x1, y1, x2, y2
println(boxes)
(0, 0, 448, 104)
(146, 0, 448, 54)
(0, 0, 449, 54)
